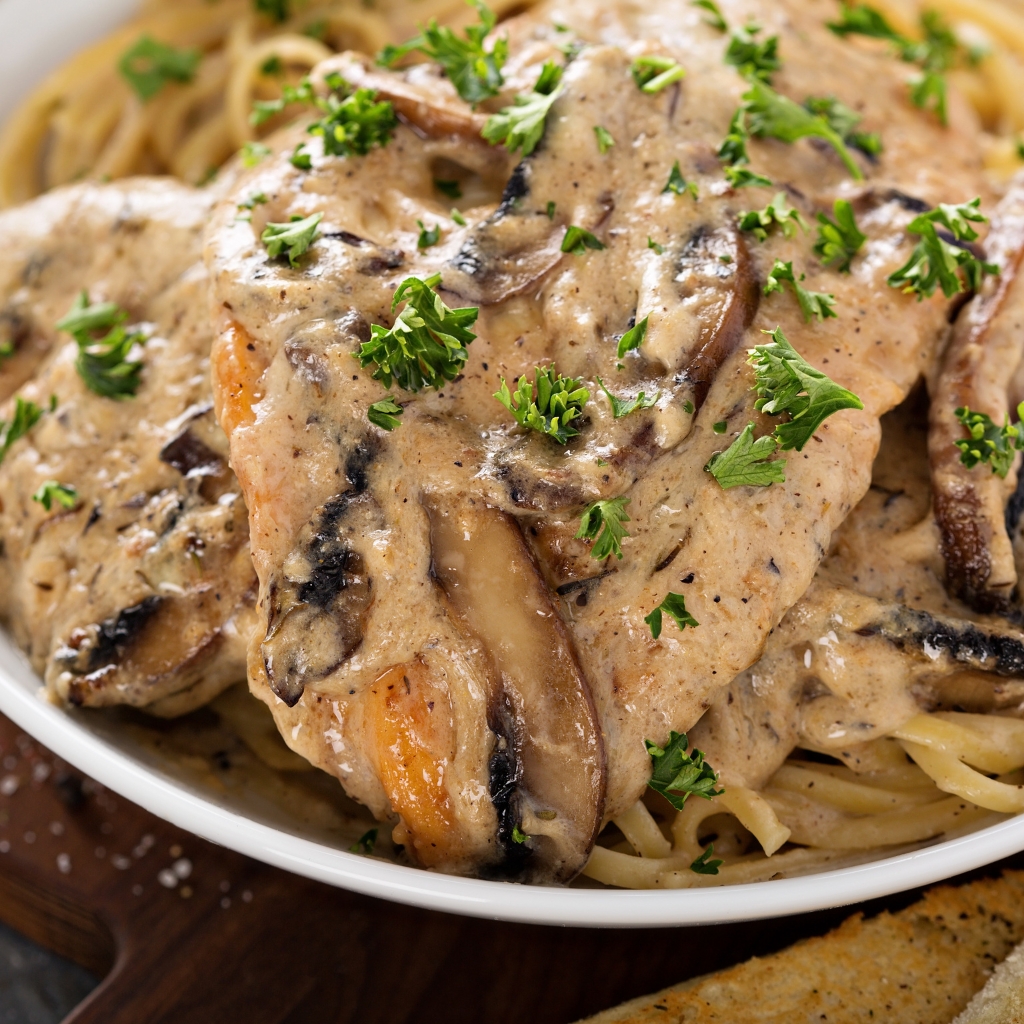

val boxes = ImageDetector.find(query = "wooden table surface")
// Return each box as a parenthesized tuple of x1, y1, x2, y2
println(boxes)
(0, 710, 1019, 1024)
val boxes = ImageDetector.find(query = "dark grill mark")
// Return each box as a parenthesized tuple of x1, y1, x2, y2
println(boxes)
(345, 439, 377, 493)
(88, 596, 163, 671)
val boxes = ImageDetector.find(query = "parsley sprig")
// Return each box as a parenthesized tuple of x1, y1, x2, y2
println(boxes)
(631, 55, 686, 94)
(717, 108, 772, 189)
(261, 212, 323, 267)
(119, 36, 200, 102)
(706, 328, 863, 488)
(764, 260, 837, 322)
(738, 191, 808, 241)
(664, 161, 699, 199)
(597, 377, 658, 418)
(33, 481, 78, 511)
(617, 316, 649, 358)
(646, 731, 723, 810)
(814, 198, 866, 272)
(378, 0, 507, 105)
(495, 365, 589, 443)
(724, 22, 780, 83)
(56, 292, 146, 399)
(954, 405, 1024, 478)
(644, 593, 699, 639)
(367, 396, 404, 431)
(576, 496, 631, 560)
(691, 844, 724, 875)
(482, 61, 562, 156)
(692, 0, 727, 31)
(804, 96, 882, 157)
(359, 274, 479, 392)
(561, 226, 605, 255)
(0, 397, 44, 466)
(887, 198, 997, 299)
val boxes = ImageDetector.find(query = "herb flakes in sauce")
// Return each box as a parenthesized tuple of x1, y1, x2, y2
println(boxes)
(645, 594, 700, 640)
(597, 377, 659, 418)
(33, 481, 78, 511)
(764, 259, 838, 322)
(561, 225, 605, 255)
(724, 23, 781, 84)
(814, 198, 866, 272)
(119, 36, 200, 102)
(646, 731, 722, 809)
(705, 421, 786, 489)
(261, 212, 323, 267)
(57, 292, 147, 399)
(663, 161, 699, 199)
(367, 396, 405, 432)
(481, 60, 563, 156)
(631, 55, 686, 94)
(954, 405, 1024, 478)
(617, 315, 649, 359)
(495, 365, 589, 444)
(576, 496, 631, 560)
(0, 397, 44, 466)
(738, 191, 808, 241)
(594, 125, 615, 154)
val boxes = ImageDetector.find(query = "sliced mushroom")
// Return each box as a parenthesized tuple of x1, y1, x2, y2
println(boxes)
(427, 498, 605, 881)
(929, 176, 1024, 612)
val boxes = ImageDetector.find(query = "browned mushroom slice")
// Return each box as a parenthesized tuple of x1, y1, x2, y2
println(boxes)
(427, 498, 606, 881)
(929, 178, 1024, 612)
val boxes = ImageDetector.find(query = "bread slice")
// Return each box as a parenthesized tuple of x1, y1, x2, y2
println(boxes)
(575, 871, 1024, 1023)
(953, 939, 1024, 1024)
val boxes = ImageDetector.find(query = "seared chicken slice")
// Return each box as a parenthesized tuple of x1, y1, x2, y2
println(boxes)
(207, 0, 989, 878)
(0, 181, 256, 716)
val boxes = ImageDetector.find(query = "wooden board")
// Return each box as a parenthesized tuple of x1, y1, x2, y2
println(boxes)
(0, 710, 1019, 1024)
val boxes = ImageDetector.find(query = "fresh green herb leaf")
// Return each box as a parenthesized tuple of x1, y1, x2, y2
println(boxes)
(743, 80, 863, 180)
(0, 397, 44, 465)
(57, 292, 146, 399)
(495, 365, 590, 443)
(724, 23, 780, 84)
(255, 0, 289, 21)
(561, 225, 605, 255)
(290, 144, 312, 170)
(663, 161, 699, 199)
(349, 828, 378, 854)
(647, 236, 665, 255)
(303, 19, 327, 41)
(738, 191, 808, 241)
(617, 315, 649, 358)
(718, 107, 773, 188)
(260, 54, 283, 76)
(705, 421, 785, 488)
(378, 0, 508, 105)
(481, 61, 562, 156)
(631, 55, 686, 93)
(827, 3, 900, 40)
(803, 95, 882, 157)
(417, 220, 441, 249)
(713, 420, 728, 433)
(435, 178, 462, 199)
(359, 274, 479, 392)
(0, 340, 13, 362)
(261, 212, 323, 267)
(576, 495, 631, 560)
(511, 825, 530, 844)
(451, 208, 467, 226)
(251, 78, 314, 126)
(908, 69, 946, 123)
(32, 480, 78, 511)
(241, 141, 272, 168)
(644, 592, 699, 639)
(764, 259, 838, 322)
(594, 125, 615, 154)
(750, 326, 864, 450)
(887, 197, 997, 299)
(238, 192, 269, 211)
(119, 36, 200, 101)
(692, 0, 727, 32)
(645, 730, 722, 811)
(597, 377, 658, 418)
(813, 198, 866, 272)
(367, 396, 404, 431)
(725, 165, 773, 188)
(682, 399, 695, 414)
(691, 843, 724, 875)
(546, 200, 557, 219)
(954, 404, 1024, 478)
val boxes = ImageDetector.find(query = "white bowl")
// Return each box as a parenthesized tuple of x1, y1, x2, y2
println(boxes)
(2, 0, 1024, 928)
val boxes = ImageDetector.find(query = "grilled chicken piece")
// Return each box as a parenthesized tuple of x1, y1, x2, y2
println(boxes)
(0, 181, 256, 716)
(207, 0, 989, 878)
(929, 177, 1024, 612)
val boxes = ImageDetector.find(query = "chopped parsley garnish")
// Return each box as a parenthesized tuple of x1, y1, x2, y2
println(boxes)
(713, 421, 728, 434)
(597, 377, 658, 418)
(255, 0, 289, 21)
(495, 365, 589, 443)
(887, 198, 997, 299)
(738, 191, 808, 241)
(241, 141, 271, 168)
(647, 237, 665, 255)
(803, 96, 882, 157)
(511, 825, 530, 844)
(304, 19, 327, 41)
(451, 208, 467, 226)
(743, 80, 863, 180)
(750, 327, 863, 451)
(617, 315, 649, 359)
(417, 220, 441, 249)
(706, 328, 864, 488)
(359, 274, 478, 392)
(33, 481, 78, 511)
(119, 36, 200, 102)
(0, 398, 44, 465)
(718, 108, 772, 188)
(239, 192, 269, 211)
(645, 731, 722, 810)
(724, 23, 780, 84)
(481, 61, 562, 156)
(663, 161, 698, 199)
(631, 55, 686, 94)
(290, 145, 312, 170)
(546, 201, 557, 219)
(435, 178, 462, 199)
(367, 396, 404, 431)
(576, 496, 631, 560)
(261, 55, 283, 76)
(561, 225, 605, 255)
(349, 828, 378, 855)
(726, 166, 774, 189)
(691, 844, 723, 875)
(813, 198, 866, 272)
(378, 0, 508, 105)
(764, 260, 837, 322)
(261, 212, 323, 267)
(644, 593, 699, 639)
(954, 405, 1024, 478)
(705, 421, 786, 488)
(594, 125, 615, 154)
(692, 0, 727, 32)
(251, 78, 314, 125)
(56, 292, 146, 399)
